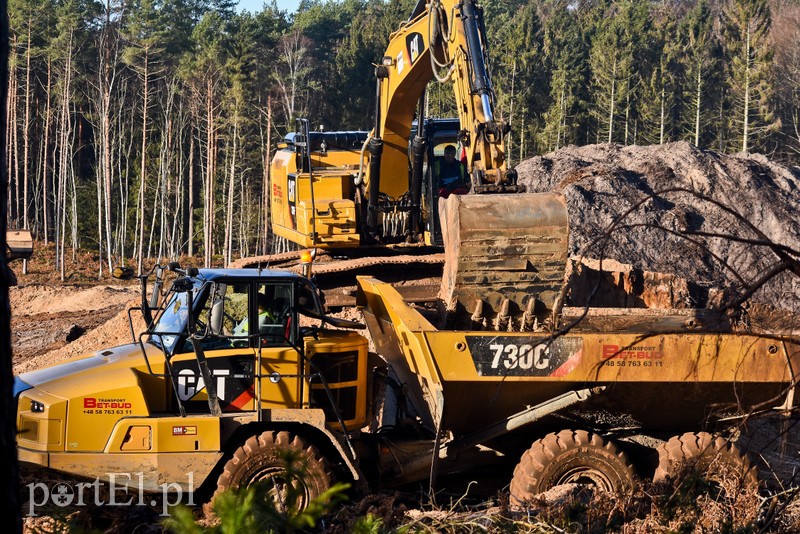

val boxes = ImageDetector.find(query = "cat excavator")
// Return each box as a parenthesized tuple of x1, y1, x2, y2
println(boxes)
(264, 0, 569, 329)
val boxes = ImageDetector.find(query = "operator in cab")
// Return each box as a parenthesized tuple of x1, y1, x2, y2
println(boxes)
(435, 145, 469, 199)
(233, 293, 276, 337)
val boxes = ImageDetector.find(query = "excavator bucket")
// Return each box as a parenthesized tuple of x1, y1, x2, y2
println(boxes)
(6, 229, 33, 262)
(438, 194, 569, 330)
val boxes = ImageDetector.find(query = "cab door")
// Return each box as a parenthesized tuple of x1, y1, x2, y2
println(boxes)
(170, 281, 257, 413)
(254, 282, 304, 411)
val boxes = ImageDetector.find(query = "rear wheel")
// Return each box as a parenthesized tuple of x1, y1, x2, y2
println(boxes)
(212, 430, 332, 514)
(509, 429, 636, 507)
(653, 432, 757, 492)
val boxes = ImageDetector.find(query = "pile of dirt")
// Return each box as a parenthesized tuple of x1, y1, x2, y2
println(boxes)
(516, 141, 800, 315)
(11, 285, 141, 372)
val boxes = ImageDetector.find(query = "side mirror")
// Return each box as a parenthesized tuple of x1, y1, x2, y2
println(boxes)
(209, 297, 224, 336)
(171, 277, 194, 293)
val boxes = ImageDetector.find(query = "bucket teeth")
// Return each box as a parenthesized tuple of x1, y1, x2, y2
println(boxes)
(438, 193, 569, 332)
(521, 298, 537, 332)
(470, 300, 486, 330)
(493, 299, 511, 331)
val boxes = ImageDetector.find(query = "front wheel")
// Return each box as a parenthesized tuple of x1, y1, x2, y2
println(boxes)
(212, 430, 332, 514)
(509, 429, 636, 507)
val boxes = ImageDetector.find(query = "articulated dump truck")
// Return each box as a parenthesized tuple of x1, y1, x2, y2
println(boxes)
(14, 198, 800, 510)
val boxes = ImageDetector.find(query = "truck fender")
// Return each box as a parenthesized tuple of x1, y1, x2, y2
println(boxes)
(218, 409, 365, 492)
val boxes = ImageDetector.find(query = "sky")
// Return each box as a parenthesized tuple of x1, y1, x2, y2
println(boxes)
(236, 0, 302, 14)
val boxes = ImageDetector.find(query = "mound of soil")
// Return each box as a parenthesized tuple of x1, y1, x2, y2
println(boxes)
(517, 142, 800, 314)
(11, 285, 141, 371)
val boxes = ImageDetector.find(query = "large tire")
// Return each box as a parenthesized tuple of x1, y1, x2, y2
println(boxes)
(212, 430, 332, 513)
(653, 432, 758, 490)
(509, 429, 636, 507)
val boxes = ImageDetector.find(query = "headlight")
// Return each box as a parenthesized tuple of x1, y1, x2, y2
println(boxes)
(30, 400, 45, 413)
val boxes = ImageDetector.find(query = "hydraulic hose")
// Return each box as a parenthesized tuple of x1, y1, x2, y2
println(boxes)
(409, 94, 427, 238)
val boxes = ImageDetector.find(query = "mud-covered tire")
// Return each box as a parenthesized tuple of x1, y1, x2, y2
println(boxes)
(653, 432, 758, 490)
(212, 430, 332, 513)
(509, 429, 636, 507)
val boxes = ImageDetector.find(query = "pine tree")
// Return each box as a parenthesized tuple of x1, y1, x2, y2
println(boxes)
(491, 1, 545, 159)
(678, 0, 723, 148)
(539, 0, 588, 151)
(721, 0, 776, 153)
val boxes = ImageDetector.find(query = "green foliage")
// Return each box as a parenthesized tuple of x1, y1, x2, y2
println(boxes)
(351, 513, 392, 534)
(164, 454, 350, 533)
(538, 0, 590, 151)
(677, 0, 724, 148)
(721, 0, 777, 152)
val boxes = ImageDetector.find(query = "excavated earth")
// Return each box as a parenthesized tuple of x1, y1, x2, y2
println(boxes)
(517, 141, 800, 320)
(11, 141, 800, 530)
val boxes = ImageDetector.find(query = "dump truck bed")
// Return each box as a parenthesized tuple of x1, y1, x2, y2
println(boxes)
(357, 277, 800, 436)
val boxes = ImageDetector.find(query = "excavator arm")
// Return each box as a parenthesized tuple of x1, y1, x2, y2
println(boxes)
(267, 1, 570, 330)
(363, 0, 570, 329)
(363, 0, 523, 241)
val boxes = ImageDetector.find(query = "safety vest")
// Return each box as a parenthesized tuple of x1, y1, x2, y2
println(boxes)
(234, 310, 276, 336)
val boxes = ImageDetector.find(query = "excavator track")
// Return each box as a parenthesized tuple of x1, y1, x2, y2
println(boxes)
(231, 249, 445, 308)
(232, 193, 570, 329)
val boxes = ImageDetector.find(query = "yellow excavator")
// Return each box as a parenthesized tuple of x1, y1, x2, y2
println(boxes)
(268, 0, 568, 329)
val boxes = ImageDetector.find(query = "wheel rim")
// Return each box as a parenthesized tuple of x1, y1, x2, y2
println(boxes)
(251, 466, 309, 512)
(556, 466, 617, 492)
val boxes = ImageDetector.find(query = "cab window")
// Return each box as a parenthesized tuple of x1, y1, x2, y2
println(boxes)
(196, 283, 250, 349)
(256, 283, 294, 346)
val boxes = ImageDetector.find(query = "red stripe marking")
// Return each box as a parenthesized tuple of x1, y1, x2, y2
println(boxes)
(225, 386, 255, 411)
(551, 349, 582, 377)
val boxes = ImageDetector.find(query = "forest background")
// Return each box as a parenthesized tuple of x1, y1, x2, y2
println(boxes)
(5, 0, 800, 278)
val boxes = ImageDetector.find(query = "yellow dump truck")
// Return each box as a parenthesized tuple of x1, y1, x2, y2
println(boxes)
(14, 252, 799, 511)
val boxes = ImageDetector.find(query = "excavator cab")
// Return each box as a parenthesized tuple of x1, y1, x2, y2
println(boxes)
(413, 118, 461, 246)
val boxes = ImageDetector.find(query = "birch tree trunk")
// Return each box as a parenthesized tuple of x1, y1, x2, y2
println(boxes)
(203, 77, 215, 268)
(224, 114, 237, 266)
(261, 96, 271, 255)
(56, 31, 75, 281)
(41, 59, 51, 244)
(694, 67, 702, 146)
(136, 51, 149, 275)
(742, 23, 751, 153)
(187, 128, 194, 256)
(608, 57, 617, 143)
(21, 16, 30, 274)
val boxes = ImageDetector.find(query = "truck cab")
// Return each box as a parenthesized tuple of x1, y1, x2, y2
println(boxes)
(15, 268, 369, 497)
